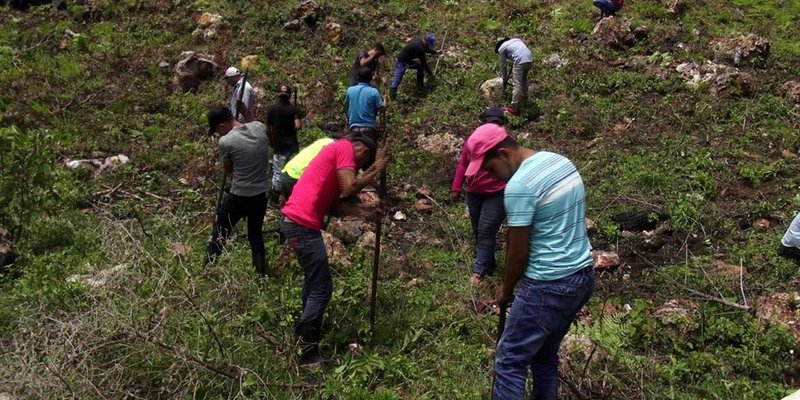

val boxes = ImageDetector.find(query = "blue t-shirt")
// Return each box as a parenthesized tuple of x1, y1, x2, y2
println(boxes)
(504, 151, 592, 281)
(345, 83, 384, 129)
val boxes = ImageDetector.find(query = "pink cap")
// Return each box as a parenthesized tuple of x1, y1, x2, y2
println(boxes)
(464, 124, 511, 177)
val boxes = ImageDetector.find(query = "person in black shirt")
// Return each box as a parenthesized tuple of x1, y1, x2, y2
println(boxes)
(349, 42, 386, 87)
(389, 32, 437, 100)
(266, 83, 302, 204)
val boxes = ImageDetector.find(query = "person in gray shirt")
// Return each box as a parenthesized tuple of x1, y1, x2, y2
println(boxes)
(204, 103, 272, 276)
(495, 37, 533, 116)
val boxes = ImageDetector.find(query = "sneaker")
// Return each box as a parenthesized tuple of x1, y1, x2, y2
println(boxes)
(502, 105, 519, 116)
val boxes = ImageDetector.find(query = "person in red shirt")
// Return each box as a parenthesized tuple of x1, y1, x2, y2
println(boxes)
(280, 134, 389, 366)
(451, 107, 509, 286)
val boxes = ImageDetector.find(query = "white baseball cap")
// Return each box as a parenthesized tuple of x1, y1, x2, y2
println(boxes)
(224, 66, 241, 77)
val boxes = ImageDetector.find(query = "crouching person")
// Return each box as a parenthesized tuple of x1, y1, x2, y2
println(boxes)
(280, 134, 389, 366)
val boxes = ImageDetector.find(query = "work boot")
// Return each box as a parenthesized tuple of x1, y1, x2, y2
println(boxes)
(297, 337, 332, 367)
(253, 255, 268, 277)
(389, 88, 397, 101)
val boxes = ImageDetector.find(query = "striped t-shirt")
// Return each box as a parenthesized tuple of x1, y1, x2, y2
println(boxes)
(504, 151, 592, 281)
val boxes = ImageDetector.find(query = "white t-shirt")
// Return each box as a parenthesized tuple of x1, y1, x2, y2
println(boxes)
(781, 212, 800, 249)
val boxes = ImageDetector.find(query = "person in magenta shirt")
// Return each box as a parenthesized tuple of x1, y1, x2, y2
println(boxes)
(450, 107, 509, 285)
(280, 134, 389, 366)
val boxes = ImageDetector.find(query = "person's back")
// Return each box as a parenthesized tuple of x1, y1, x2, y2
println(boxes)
(267, 99, 299, 153)
(505, 151, 591, 280)
(219, 121, 271, 197)
(345, 83, 383, 129)
(498, 38, 532, 65)
(282, 139, 355, 230)
(283, 138, 336, 180)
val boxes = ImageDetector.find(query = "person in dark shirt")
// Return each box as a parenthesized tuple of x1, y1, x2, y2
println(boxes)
(349, 42, 386, 87)
(389, 32, 437, 100)
(266, 83, 302, 204)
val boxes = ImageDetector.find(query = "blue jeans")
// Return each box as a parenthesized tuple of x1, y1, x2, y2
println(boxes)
(593, 0, 621, 15)
(466, 191, 505, 277)
(281, 218, 332, 341)
(493, 266, 595, 400)
(390, 59, 425, 90)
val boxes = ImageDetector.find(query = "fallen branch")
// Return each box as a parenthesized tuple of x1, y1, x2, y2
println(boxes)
(682, 287, 751, 311)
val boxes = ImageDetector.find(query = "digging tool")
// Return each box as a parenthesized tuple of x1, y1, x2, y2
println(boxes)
(369, 106, 391, 334)
(490, 303, 508, 399)
(432, 29, 448, 76)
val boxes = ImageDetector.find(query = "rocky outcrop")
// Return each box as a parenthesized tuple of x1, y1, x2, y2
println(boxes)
(591, 17, 637, 49)
(709, 34, 770, 65)
(192, 12, 223, 40)
(174, 51, 217, 93)
(284, 0, 325, 30)
(479, 77, 504, 103)
(779, 80, 800, 104)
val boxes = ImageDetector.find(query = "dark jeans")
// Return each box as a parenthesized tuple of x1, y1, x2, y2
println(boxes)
(281, 218, 332, 341)
(466, 191, 505, 277)
(390, 59, 425, 90)
(593, 0, 621, 15)
(205, 192, 267, 266)
(493, 266, 595, 400)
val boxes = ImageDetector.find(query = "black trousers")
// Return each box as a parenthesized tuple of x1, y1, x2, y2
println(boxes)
(205, 191, 267, 265)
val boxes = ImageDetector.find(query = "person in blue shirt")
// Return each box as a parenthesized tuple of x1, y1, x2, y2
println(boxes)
(462, 130, 594, 400)
(494, 37, 533, 115)
(344, 67, 386, 141)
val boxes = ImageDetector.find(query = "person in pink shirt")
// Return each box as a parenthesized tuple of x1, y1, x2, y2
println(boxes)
(280, 134, 389, 366)
(451, 107, 509, 285)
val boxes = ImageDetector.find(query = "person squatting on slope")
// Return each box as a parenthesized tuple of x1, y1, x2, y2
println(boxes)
(345, 66, 387, 141)
(223, 66, 254, 120)
(280, 134, 389, 366)
(593, 0, 623, 19)
(204, 104, 271, 277)
(266, 83, 302, 204)
(463, 131, 594, 399)
(451, 107, 509, 286)
(494, 37, 533, 116)
(350, 42, 386, 87)
(390, 33, 438, 100)
(780, 212, 800, 259)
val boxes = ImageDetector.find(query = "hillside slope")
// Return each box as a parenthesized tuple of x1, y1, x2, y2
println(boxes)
(1, 0, 799, 398)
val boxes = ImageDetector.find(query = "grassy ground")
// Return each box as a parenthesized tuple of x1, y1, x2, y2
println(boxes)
(1, 0, 799, 398)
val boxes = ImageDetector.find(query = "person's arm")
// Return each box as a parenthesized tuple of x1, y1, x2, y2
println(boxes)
(449, 147, 469, 201)
(499, 52, 509, 84)
(336, 147, 389, 197)
(236, 100, 255, 123)
(420, 53, 433, 75)
(223, 156, 233, 174)
(294, 117, 302, 130)
(243, 84, 254, 112)
(343, 91, 350, 125)
(496, 226, 530, 306)
(359, 50, 377, 66)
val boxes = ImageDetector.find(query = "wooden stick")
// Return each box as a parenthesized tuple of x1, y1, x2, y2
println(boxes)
(433, 30, 448, 76)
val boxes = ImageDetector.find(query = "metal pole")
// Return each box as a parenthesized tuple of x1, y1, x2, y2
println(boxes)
(369, 108, 389, 334)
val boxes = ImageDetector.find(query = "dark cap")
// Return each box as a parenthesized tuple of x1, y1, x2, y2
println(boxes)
(494, 37, 510, 53)
(207, 106, 233, 134)
(480, 106, 507, 125)
(349, 134, 377, 169)
(277, 83, 292, 97)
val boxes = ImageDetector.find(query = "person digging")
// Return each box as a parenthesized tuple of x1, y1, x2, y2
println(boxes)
(280, 134, 389, 366)
(345, 66, 387, 141)
(494, 37, 533, 116)
(389, 32, 438, 100)
(451, 107, 509, 286)
(266, 83, 302, 205)
(350, 42, 386, 87)
(223, 66, 254, 120)
(204, 103, 271, 277)
(462, 131, 594, 399)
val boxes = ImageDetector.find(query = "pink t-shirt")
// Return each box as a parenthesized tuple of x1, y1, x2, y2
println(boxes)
(451, 124, 507, 195)
(282, 139, 356, 230)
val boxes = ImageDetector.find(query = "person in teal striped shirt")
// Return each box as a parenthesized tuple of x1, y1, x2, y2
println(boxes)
(462, 131, 594, 400)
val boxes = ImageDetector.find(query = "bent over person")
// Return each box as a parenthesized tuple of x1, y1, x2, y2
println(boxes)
(281, 135, 389, 366)
(463, 131, 594, 399)
(204, 105, 271, 276)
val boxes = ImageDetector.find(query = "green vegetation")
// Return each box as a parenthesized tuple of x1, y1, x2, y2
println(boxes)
(1, 0, 799, 398)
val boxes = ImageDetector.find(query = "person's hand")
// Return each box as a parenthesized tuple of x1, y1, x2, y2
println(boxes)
(449, 191, 460, 203)
(495, 284, 511, 308)
(373, 147, 390, 171)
